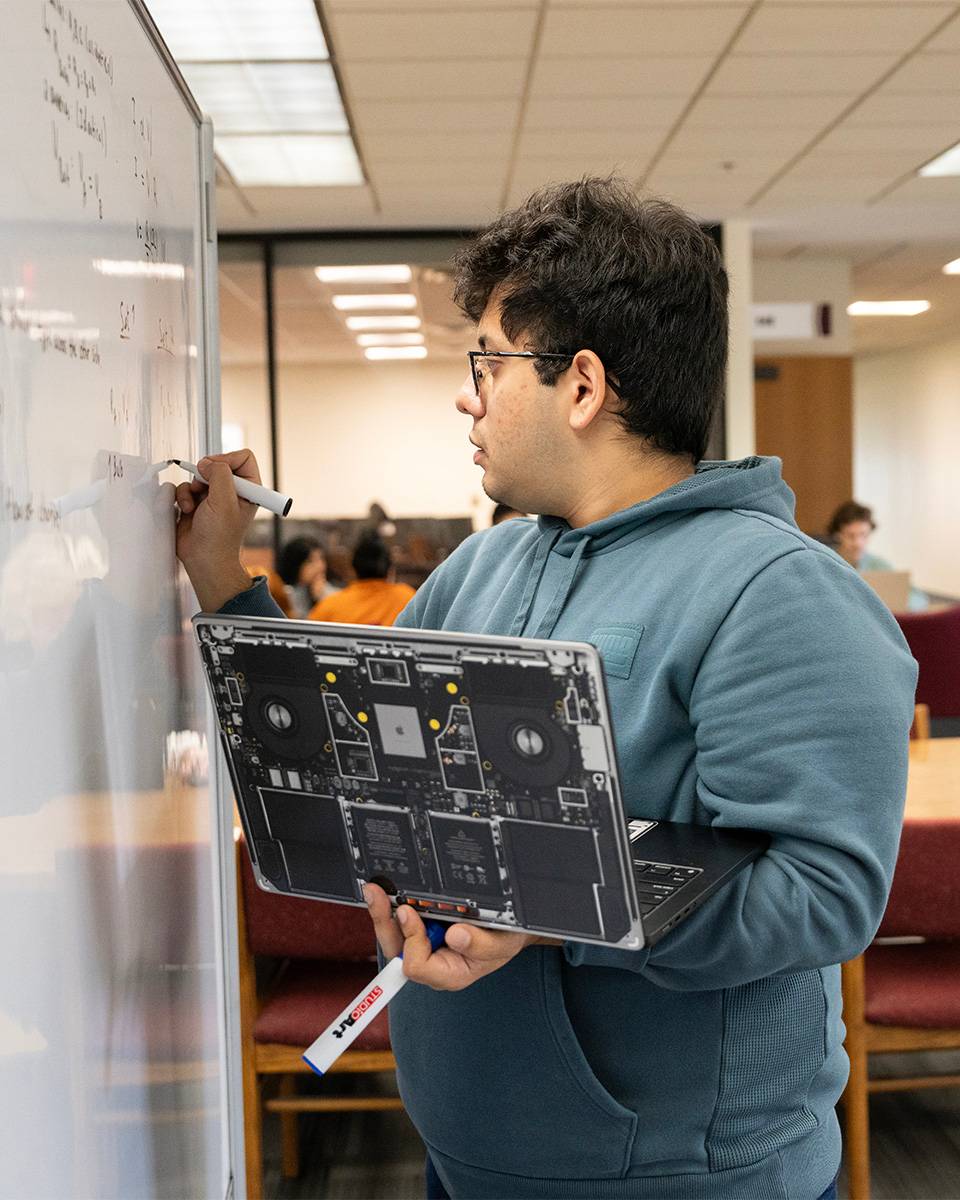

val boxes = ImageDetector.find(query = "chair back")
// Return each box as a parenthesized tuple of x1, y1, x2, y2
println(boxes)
(238, 835, 377, 962)
(895, 606, 960, 719)
(877, 820, 960, 940)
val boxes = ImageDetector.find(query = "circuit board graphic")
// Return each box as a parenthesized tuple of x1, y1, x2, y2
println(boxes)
(195, 616, 639, 945)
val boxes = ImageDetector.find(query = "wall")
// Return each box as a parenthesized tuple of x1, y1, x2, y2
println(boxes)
(854, 335, 960, 599)
(222, 360, 489, 522)
(752, 257, 852, 357)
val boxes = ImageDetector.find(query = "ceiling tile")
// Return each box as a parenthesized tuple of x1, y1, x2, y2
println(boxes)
(813, 123, 960, 155)
(523, 96, 689, 131)
(736, 4, 955, 54)
(685, 95, 851, 127)
(761, 176, 904, 203)
(877, 174, 960, 202)
(846, 92, 960, 125)
(369, 159, 493, 186)
(884, 51, 960, 92)
(515, 128, 666, 160)
(708, 54, 896, 94)
(326, 7, 539, 61)
(783, 150, 931, 180)
(340, 58, 527, 100)
(666, 125, 818, 159)
(530, 55, 714, 97)
(352, 99, 519, 133)
(924, 14, 960, 50)
(509, 157, 650, 196)
(646, 154, 786, 180)
(363, 130, 513, 161)
(539, 5, 749, 58)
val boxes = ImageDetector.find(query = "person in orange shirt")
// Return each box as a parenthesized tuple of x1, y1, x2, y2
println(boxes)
(308, 532, 414, 626)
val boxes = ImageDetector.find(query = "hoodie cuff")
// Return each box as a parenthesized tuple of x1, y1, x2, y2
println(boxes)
(217, 575, 285, 619)
(563, 940, 652, 973)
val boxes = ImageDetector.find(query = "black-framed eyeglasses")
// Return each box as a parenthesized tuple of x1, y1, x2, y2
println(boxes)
(467, 350, 574, 395)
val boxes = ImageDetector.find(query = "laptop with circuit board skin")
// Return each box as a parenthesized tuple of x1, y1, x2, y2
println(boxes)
(195, 613, 768, 950)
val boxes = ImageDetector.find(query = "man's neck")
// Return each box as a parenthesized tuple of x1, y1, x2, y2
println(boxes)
(562, 451, 695, 528)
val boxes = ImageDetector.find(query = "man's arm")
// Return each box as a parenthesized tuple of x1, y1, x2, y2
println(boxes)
(565, 549, 918, 987)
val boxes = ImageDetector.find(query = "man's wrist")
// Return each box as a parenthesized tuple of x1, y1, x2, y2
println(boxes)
(189, 561, 254, 612)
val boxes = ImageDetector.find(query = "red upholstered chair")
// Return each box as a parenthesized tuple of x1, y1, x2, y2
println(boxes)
(895, 605, 960, 719)
(235, 832, 402, 1200)
(841, 820, 960, 1199)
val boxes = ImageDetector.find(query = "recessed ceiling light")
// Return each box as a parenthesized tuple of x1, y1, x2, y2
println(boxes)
(317, 265, 412, 284)
(847, 301, 930, 316)
(364, 346, 428, 361)
(146, 0, 328, 61)
(181, 62, 347, 134)
(919, 141, 960, 177)
(332, 293, 417, 311)
(215, 135, 363, 186)
(356, 333, 425, 346)
(345, 315, 421, 331)
(943, 257, 960, 275)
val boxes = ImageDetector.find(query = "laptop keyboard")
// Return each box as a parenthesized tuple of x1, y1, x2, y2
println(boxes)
(632, 860, 704, 916)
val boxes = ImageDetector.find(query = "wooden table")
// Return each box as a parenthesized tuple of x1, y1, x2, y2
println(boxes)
(905, 737, 960, 822)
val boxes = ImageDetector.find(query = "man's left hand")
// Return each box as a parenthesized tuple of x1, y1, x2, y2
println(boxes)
(364, 882, 557, 991)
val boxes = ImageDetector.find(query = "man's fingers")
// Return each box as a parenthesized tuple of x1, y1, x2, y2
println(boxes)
(363, 883, 403, 959)
(395, 905, 436, 976)
(198, 449, 262, 486)
(200, 459, 242, 510)
(175, 481, 197, 514)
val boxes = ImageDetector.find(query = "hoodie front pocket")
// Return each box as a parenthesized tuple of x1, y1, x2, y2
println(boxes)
(390, 947, 637, 1180)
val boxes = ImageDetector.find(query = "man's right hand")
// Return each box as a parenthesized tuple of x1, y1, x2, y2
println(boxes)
(175, 449, 262, 612)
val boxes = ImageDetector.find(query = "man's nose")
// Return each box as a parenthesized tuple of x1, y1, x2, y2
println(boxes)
(456, 374, 484, 418)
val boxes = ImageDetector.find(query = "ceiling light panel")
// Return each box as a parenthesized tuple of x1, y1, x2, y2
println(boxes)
(181, 63, 347, 134)
(332, 294, 417, 311)
(364, 346, 428, 361)
(147, 0, 328, 61)
(316, 265, 412, 284)
(356, 333, 424, 346)
(345, 315, 421, 331)
(215, 136, 363, 187)
(847, 301, 930, 316)
(920, 141, 960, 177)
(943, 258, 960, 275)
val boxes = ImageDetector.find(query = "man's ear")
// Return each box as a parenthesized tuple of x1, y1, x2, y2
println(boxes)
(566, 349, 611, 433)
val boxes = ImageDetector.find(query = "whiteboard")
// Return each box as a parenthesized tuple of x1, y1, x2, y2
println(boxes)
(0, 1, 233, 1196)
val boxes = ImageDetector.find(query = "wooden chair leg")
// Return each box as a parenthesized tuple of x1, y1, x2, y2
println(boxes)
(242, 1066, 264, 1200)
(841, 958, 871, 1200)
(279, 1074, 300, 1178)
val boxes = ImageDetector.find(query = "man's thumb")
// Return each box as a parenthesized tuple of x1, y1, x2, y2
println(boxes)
(202, 459, 238, 507)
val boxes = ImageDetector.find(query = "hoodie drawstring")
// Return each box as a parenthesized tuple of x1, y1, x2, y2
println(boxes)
(526, 534, 590, 639)
(508, 527, 560, 637)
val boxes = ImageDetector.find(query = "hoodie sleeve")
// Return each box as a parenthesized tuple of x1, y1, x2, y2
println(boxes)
(216, 575, 286, 619)
(565, 547, 918, 987)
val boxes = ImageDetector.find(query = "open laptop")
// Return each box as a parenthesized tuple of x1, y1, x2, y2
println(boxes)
(861, 569, 911, 612)
(195, 613, 767, 951)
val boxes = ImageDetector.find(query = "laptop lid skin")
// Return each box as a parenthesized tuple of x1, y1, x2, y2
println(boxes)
(194, 613, 645, 949)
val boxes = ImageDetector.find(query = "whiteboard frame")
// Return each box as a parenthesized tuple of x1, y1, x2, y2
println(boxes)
(123, 1, 241, 1196)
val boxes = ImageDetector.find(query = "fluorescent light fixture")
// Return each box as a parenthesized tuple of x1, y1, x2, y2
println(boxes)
(93, 259, 186, 280)
(847, 301, 930, 316)
(180, 62, 347, 134)
(356, 332, 424, 347)
(332, 293, 417, 311)
(364, 346, 428, 361)
(145, 0, 328, 62)
(943, 257, 960, 275)
(345, 315, 421, 331)
(215, 135, 363, 187)
(316, 265, 412, 284)
(919, 141, 960, 177)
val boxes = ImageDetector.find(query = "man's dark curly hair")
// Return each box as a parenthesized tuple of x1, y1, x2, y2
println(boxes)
(452, 177, 727, 462)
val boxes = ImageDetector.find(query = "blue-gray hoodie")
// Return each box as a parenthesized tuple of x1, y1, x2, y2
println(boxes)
(221, 456, 917, 1200)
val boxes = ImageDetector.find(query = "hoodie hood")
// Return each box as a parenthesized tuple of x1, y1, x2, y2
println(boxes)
(512, 456, 796, 637)
(538, 456, 796, 557)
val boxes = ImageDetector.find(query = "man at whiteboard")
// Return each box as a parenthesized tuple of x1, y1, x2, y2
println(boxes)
(175, 179, 915, 1200)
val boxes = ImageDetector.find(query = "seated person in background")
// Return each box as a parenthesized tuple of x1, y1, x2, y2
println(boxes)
(308, 532, 414, 626)
(491, 501, 527, 525)
(276, 535, 338, 618)
(827, 500, 927, 611)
